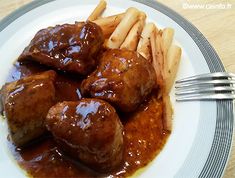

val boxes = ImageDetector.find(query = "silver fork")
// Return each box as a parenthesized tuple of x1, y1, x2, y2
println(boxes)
(175, 72, 235, 101)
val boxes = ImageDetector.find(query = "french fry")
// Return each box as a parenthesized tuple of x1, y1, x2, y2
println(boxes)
(106, 7, 140, 49)
(88, 0, 107, 21)
(155, 32, 165, 94)
(120, 12, 146, 50)
(150, 27, 164, 90)
(162, 28, 174, 55)
(165, 45, 182, 93)
(162, 28, 174, 80)
(137, 22, 155, 61)
(163, 94, 173, 131)
(103, 39, 109, 48)
(138, 11, 147, 20)
(93, 13, 125, 38)
(155, 33, 164, 69)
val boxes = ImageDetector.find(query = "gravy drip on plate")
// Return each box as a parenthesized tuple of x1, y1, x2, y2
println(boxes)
(7, 61, 169, 177)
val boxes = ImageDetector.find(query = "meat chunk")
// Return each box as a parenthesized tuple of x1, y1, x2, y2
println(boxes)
(0, 70, 56, 146)
(45, 99, 124, 172)
(18, 21, 104, 75)
(81, 49, 156, 112)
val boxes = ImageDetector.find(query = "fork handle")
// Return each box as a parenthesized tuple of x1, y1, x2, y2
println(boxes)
(176, 93, 235, 101)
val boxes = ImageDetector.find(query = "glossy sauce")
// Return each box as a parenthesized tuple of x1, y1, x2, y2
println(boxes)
(7, 61, 82, 102)
(18, 22, 104, 75)
(8, 62, 170, 177)
(81, 49, 156, 113)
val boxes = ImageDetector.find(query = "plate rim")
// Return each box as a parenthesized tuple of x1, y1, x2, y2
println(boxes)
(0, 0, 234, 178)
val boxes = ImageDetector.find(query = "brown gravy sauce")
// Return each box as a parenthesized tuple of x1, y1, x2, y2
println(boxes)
(7, 61, 170, 177)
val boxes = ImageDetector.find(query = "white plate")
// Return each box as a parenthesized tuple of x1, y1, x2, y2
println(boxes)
(0, 0, 233, 178)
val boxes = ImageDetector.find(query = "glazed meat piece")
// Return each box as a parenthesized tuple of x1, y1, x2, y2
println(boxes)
(46, 99, 124, 172)
(0, 70, 56, 146)
(18, 21, 104, 75)
(81, 49, 156, 112)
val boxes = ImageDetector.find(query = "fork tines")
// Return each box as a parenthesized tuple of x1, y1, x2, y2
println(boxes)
(175, 72, 235, 101)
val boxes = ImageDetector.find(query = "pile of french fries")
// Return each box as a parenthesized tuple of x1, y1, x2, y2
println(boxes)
(88, 0, 182, 131)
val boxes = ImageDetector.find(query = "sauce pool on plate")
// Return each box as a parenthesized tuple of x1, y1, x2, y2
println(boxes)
(7, 61, 170, 177)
